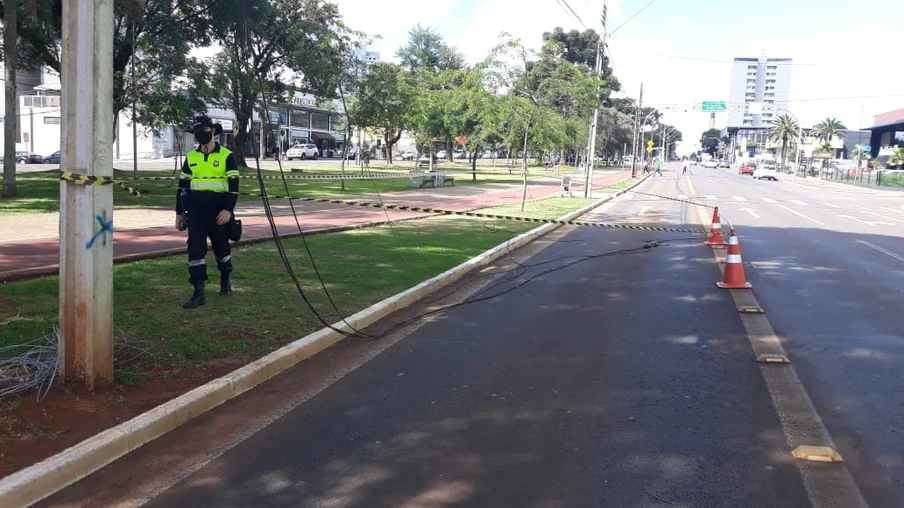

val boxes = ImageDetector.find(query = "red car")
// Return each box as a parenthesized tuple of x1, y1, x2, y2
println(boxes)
(739, 162, 755, 175)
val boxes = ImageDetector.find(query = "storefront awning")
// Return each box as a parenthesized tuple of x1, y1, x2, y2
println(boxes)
(311, 131, 335, 141)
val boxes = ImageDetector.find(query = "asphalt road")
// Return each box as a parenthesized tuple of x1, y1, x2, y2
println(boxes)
(687, 165, 904, 508)
(40, 170, 818, 508)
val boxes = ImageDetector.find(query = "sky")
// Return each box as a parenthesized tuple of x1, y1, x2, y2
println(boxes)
(333, 0, 904, 154)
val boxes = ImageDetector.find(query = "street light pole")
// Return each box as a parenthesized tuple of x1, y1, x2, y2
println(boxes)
(59, 0, 115, 389)
(583, 1, 607, 198)
(631, 82, 643, 178)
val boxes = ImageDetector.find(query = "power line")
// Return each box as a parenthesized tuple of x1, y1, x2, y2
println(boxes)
(608, 0, 659, 36)
(553, 0, 588, 29)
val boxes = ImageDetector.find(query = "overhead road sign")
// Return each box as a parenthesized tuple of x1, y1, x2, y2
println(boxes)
(702, 101, 727, 112)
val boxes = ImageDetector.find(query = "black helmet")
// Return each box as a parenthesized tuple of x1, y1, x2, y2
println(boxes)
(188, 115, 223, 135)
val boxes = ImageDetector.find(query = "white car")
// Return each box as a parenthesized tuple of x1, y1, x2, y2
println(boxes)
(752, 167, 779, 181)
(704, 159, 717, 168)
(286, 143, 319, 160)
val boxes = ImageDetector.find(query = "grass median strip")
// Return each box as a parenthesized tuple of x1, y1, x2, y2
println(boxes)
(0, 168, 557, 215)
(0, 196, 600, 476)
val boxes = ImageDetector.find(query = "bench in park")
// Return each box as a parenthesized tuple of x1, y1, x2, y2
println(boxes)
(407, 171, 455, 188)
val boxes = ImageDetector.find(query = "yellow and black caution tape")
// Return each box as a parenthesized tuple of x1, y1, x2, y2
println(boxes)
(60, 171, 145, 196)
(109, 169, 574, 182)
(631, 191, 716, 209)
(235, 192, 707, 234)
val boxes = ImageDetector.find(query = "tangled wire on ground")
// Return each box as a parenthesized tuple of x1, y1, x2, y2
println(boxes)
(0, 325, 158, 401)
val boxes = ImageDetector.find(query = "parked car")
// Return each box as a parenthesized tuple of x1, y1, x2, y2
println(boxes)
(399, 151, 415, 161)
(718, 159, 730, 168)
(704, 159, 717, 168)
(44, 151, 61, 164)
(738, 162, 755, 175)
(16, 151, 43, 164)
(285, 143, 319, 160)
(753, 166, 779, 181)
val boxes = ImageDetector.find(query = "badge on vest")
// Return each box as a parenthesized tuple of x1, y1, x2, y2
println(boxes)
(213, 160, 220, 167)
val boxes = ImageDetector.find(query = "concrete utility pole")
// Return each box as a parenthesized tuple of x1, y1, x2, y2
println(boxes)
(58, 0, 115, 390)
(583, 0, 607, 198)
(3, 0, 18, 198)
(631, 82, 643, 178)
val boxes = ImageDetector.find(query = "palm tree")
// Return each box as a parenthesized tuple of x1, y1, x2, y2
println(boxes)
(767, 114, 799, 170)
(889, 147, 904, 170)
(812, 117, 848, 148)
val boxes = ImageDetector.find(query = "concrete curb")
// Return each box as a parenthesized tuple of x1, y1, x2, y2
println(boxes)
(0, 174, 650, 507)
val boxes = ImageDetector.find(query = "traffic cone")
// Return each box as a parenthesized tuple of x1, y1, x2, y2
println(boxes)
(717, 229, 752, 289)
(704, 207, 727, 246)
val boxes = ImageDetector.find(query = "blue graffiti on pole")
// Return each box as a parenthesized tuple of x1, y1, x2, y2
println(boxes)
(85, 211, 113, 249)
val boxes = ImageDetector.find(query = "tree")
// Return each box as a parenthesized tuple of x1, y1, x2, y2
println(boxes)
(354, 62, 413, 165)
(887, 147, 904, 170)
(812, 117, 847, 145)
(5, 0, 214, 137)
(396, 24, 464, 73)
(197, 0, 359, 166)
(767, 114, 799, 170)
(700, 128, 722, 156)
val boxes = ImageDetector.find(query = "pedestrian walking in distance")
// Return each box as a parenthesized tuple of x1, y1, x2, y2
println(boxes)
(682, 158, 691, 175)
(653, 157, 664, 177)
(175, 115, 241, 308)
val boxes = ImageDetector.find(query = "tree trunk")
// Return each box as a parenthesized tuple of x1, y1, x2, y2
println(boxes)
(384, 128, 402, 166)
(3, 0, 18, 197)
(471, 143, 480, 182)
(520, 111, 534, 212)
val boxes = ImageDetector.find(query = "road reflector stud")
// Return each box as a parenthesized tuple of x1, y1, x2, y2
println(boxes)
(757, 354, 790, 364)
(792, 445, 844, 463)
(739, 306, 765, 314)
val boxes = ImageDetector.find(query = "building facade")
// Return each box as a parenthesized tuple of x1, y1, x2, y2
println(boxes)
(726, 56, 792, 129)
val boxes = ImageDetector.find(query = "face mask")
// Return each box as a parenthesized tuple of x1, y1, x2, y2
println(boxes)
(194, 131, 213, 145)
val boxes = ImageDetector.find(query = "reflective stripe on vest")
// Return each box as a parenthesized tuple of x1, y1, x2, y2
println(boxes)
(184, 147, 234, 193)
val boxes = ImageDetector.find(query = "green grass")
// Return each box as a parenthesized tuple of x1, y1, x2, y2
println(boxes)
(0, 166, 562, 216)
(879, 174, 904, 188)
(481, 197, 596, 219)
(598, 176, 644, 193)
(0, 197, 591, 377)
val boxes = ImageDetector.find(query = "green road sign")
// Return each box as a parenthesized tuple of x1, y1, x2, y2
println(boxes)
(701, 101, 727, 112)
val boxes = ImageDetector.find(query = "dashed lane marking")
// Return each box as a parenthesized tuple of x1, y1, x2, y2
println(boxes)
(678, 194, 688, 200)
(821, 201, 841, 209)
(705, 195, 717, 201)
(733, 196, 747, 202)
(762, 198, 777, 204)
(790, 200, 808, 206)
(777, 204, 825, 226)
(855, 239, 904, 263)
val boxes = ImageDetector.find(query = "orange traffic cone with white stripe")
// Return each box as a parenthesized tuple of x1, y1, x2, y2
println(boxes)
(717, 229, 752, 289)
(704, 207, 727, 246)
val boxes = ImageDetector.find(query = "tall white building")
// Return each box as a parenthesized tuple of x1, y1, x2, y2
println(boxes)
(727, 56, 792, 129)
(353, 47, 380, 66)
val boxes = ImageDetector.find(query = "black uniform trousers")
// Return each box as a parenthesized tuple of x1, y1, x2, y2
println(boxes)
(186, 192, 232, 283)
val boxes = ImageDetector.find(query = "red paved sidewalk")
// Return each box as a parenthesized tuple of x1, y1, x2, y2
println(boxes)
(0, 171, 629, 280)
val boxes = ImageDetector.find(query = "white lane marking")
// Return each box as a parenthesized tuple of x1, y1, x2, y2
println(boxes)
(880, 206, 904, 215)
(762, 198, 778, 204)
(623, 193, 634, 200)
(856, 239, 904, 263)
(648, 195, 660, 200)
(740, 208, 761, 218)
(733, 196, 747, 202)
(705, 195, 717, 201)
(777, 204, 826, 226)
(838, 215, 894, 227)
(790, 200, 808, 206)
(639, 206, 653, 216)
(821, 201, 841, 209)
(678, 194, 688, 200)
(856, 208, 898, 223)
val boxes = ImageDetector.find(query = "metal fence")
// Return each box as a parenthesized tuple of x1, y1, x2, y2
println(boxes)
(819, 167, 904, 190)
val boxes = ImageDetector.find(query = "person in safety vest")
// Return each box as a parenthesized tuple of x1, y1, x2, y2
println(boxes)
(175, 115, 240, 308)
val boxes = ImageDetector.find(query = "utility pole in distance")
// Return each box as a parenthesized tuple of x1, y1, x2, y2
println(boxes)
(631, 82, 643, 178)
(583, 0, 607, 198)
(58, 0, 115, 389)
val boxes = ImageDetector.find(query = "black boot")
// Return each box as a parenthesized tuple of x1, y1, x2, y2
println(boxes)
(183, 281, 206, 308)
(219, 271, 232, 296)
